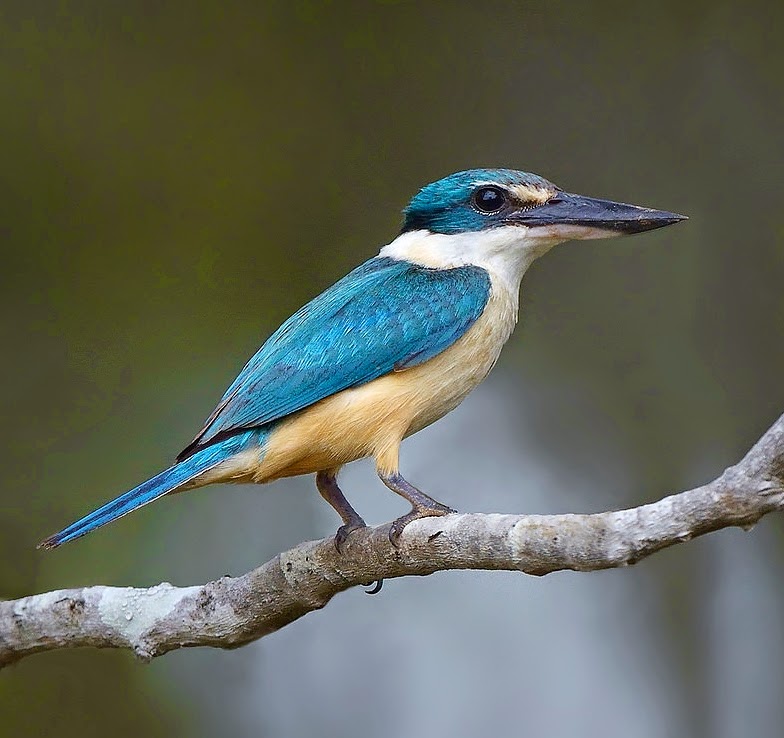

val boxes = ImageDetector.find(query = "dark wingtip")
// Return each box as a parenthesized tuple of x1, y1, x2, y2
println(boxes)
(175, 440, 200, 463)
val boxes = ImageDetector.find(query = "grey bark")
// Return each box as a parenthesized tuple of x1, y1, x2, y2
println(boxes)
(2, 412, 784, 669)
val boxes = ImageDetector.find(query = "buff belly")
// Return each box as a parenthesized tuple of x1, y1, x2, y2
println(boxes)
(216, 279, 519, 482)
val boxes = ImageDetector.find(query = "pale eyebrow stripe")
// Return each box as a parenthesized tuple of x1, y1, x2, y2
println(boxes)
(472, 181, 555, 206)
(509, 183, 554, 205)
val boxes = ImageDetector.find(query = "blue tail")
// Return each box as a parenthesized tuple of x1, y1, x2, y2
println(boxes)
(39, 432, 259, 549)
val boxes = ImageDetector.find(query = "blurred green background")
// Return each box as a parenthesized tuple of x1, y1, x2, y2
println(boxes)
(2, 1, 783, 736)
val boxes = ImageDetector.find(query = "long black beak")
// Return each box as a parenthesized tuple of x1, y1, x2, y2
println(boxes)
(509, 192, 687, 235)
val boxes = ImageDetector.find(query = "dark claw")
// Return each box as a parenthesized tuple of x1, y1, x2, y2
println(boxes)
(388, 503, 455, 548)
(388, 515, 413, 547)
(365, 579, 384, 595)
(334, 521, 367, 553)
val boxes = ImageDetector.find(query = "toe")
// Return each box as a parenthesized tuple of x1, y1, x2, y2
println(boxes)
(334, 521, 366, 553)
(388, 505, 454, 547)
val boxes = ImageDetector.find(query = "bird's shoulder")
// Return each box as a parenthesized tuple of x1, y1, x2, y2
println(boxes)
(177, 256, 492, 459)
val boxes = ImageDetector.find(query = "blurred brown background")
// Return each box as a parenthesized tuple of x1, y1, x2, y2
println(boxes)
(1, 2, 783, 736)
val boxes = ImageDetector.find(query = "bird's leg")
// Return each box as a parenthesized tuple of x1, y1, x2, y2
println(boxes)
(316, 470, 367, 552)
(378, 471, 455, 546)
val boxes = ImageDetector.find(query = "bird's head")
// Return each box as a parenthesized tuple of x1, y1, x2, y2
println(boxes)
(402, 168, 685, 239)
(390, 168, 686, 280)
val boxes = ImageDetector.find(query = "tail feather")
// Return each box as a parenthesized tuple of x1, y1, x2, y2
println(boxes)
(38, 440, 242, 549)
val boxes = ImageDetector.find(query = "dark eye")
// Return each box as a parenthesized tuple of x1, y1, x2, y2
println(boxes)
(472, 186, 507, 214)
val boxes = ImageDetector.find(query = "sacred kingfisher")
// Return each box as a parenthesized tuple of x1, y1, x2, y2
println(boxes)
(40, 169, 685, 550)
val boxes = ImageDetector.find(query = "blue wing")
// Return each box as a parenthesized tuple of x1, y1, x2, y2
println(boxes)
(178, 256, 491, 459)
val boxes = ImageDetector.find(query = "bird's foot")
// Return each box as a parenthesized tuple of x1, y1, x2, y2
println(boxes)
(333, 518, 367, 553)
(317, 471, 367, 553)
(389, 502, 455, 547)
(377, 471, 455, 547)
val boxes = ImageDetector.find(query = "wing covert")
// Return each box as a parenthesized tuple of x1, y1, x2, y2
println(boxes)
(178, 257, 491, 460)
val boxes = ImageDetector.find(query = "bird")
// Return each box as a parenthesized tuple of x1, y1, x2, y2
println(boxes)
(39, 168, 686, 551)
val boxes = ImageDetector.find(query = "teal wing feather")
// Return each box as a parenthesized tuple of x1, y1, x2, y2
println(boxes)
(178, 256, 491, 459)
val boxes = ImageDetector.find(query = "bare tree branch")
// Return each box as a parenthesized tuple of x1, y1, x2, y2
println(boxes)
(3, 412, 784, 669)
